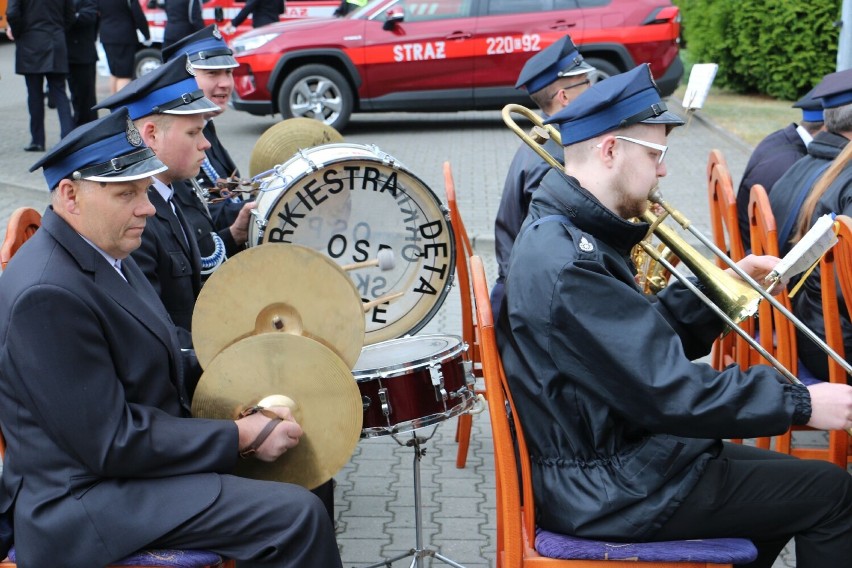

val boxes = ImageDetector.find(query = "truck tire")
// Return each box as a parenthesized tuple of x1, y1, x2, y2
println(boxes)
(583, 57, 621, 85)
(278, 63, 353, 131)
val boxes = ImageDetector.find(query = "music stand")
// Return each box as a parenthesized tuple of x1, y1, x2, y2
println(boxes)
(360, 426, 467, 568)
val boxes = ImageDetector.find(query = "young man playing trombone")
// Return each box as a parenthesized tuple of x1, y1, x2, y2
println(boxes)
(497, 63, 852, 568)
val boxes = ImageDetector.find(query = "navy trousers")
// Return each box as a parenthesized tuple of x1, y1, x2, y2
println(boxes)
(24, 73, 74, 146)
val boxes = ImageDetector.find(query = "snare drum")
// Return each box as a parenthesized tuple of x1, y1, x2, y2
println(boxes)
(353, 335, 474, 438)
(249, 143, 456, 345)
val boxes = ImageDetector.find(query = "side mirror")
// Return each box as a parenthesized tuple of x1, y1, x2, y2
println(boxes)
(383, 7, 404, 30)
(214, 7, 225, 22)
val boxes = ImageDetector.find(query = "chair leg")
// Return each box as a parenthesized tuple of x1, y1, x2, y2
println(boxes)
(456, 412, 473, 468)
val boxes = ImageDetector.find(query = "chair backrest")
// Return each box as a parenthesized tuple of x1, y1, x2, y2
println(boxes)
(816, 215, 852, 466)
(1, 208, 42, 271)
(444, 161, 480, 369)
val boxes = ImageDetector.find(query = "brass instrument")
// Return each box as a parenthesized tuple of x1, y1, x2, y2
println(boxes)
(501, 103, 852, 435)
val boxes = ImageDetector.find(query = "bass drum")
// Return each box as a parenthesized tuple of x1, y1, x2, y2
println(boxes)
(249, 143, 456, 345)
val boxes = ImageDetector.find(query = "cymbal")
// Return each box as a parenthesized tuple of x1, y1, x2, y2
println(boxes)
(249, 118, 344, 178)
(192, 244, 365, 369)
(192, 333, 363, 489)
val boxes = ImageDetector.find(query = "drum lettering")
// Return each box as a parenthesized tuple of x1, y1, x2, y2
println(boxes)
(419, 220, 443, 238)
(294, 182, 319, 212)
(368, 302, 389, 324)
(267, 227, 293, 243)
(370, 276, 387, 296)
(400, 202, 420, 225)
(354, 272, 369, 295)
(352, 221, 371, 242)
(363, 166, 381, 191)
(413, 276, 438, 295)
(423, 242, 448, 258)
(404, 224, 422, 244)
(401, 244, 423, 262)
(423, 263, 447, 279)
(343, 165, 360, 189)
(300, 178, 328, 208)
(327, 234, 347, 258)
(323, 169, 344, 193)
(380, 171, 398, 196)
(353, 239, 370, 262)
(353, 274, 387, 296)
(276, 202, 305, 229)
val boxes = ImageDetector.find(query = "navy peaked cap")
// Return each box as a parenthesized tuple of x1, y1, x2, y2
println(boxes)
(29, 108, 167, 190)
(812, 68, 852, 110)
(515, 35, 595, 93)
(162, 24, 238, 69)
(792, 87, 824, 123)
(544, 64, 684, 145)
(94, 55, 219, 120)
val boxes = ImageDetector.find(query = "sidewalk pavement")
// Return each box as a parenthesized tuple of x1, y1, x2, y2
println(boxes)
(0, 55, 831, 565)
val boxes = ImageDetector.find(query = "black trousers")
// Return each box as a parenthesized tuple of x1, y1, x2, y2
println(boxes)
(24, 73, 74, 146)
(653, 442, 852, 568)
(149, 475, 343, 567)
(67, 63, 99, 127)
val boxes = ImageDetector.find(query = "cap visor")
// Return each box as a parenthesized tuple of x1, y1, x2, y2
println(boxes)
(558, 60, 596, 77)
(640, 110, 685, 126)
(191, 55, 239, 69)
(86, 154, 168, 183)
(162, 96, 221, 115)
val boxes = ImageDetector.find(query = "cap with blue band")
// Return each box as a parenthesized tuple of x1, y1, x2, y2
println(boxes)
(812, 68, 852, 110)
(161, 25, 239, 69)
(515, 35, 595, 93)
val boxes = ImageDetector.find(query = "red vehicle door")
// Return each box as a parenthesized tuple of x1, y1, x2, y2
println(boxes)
(360, 0, 476, 104)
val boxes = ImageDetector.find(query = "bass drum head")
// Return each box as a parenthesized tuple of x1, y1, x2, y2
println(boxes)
(251, 143, 456, 344)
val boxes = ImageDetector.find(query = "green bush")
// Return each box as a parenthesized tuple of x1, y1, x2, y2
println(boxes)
(672, 0, 840, 100)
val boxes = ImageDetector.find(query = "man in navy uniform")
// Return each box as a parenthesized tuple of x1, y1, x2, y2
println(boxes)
(162, 24, 256, 281)
(491, 35, 595, 316)
(497, 63, 852, 567)
(736, 87, 824, 252)
(769, 68, 852, 256)
(0, 109, 342, 567)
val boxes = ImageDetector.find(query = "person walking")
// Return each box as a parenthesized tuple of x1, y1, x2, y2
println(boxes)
(162, 0, 204, 50)
(97, 0, 151, 93)
(5, 0, 76, 152)
(66, 0, 100, 127)
(223, 0, 284, 34)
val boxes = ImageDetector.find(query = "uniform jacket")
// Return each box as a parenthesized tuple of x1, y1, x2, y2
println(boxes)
(67, 0, 99, 65)
(496, 169, 805, 539)
(232, 0, 284, 28)
(199, 120, 240, 188)
(769, 131, 849, 256)
(736, 123, 807, 252)
(792, 154, 852, 381)
(163, 0, 204, 48)
(97, 0, 150, 45)
(130, 186, 202, 345)
(7, 0, 74, 75)
(0, 208, 237, 567)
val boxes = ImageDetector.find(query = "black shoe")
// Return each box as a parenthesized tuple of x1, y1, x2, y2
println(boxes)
(24, 143, 45, 152)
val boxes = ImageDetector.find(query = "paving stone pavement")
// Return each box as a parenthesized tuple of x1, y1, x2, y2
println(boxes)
(0, 38, 846, 567)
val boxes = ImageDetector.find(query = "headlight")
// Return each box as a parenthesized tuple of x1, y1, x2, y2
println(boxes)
(231, 33, 280, 54)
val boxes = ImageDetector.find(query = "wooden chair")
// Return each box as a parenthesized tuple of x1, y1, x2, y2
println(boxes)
(444, 161, 485, 469)
(0, 211, 234, 568)
(1, 208, 42, 271)
(748, 187, 851, 467)
(469, 254, 757, 568)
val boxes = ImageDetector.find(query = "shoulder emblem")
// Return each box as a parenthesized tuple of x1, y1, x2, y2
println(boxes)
(578, 236, 594, 253)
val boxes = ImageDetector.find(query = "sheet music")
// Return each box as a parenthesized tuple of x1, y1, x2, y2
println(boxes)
(682, 63, 718, 110)
(768, 213, 837, 286)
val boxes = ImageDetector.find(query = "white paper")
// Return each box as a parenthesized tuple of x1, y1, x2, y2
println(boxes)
(682, 63, 718, 110)
(770, 213, 837, 284)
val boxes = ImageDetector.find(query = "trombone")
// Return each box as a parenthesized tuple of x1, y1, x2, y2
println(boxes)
(502, 103, 852, 434)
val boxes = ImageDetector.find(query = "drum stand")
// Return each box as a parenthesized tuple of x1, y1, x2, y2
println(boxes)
(360, 427, 467, 568)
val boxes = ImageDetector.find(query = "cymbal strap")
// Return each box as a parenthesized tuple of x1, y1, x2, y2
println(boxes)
(239, 409, 284, 459)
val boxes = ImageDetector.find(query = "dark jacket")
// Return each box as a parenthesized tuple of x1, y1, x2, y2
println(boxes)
(492, 134, 562, 316)
(130, 186, 202, 346)
(0, 208, 235, 566)
(163, 0, 203, 48)
(7, 0, 75, 75)
(232, 0, 284, 28)
(736, 123, 808, 252)
(67, 0, 99, 64)
(496, 169, 807, 539)
(97, 0, 150, 45)
(198, 120, 240, 187)
(792, 155, 852, 382)
(769, 131, 848, 256)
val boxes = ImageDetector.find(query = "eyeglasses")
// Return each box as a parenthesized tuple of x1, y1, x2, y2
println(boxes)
(549, 79, 591, 100)
(597, 135, 668, 165)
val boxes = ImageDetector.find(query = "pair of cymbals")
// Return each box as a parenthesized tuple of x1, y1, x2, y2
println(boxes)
(191, 244, 366, 488)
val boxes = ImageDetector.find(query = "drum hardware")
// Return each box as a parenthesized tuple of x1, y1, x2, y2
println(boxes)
(191, 333, 363, 490)
(191, 244, 366, 370)
(248, 117, 344, 178)
(360, 430, 466, 568)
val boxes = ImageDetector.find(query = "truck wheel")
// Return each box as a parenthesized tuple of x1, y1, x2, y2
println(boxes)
(278, 64, 353, 132)
(134, 47, 163, 78)
(583, 57, 621, 85)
